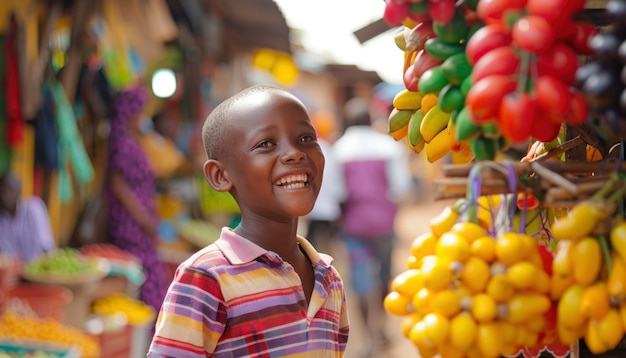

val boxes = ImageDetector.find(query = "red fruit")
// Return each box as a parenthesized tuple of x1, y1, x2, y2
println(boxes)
(536, 43, 579, 85)
(527, 0, 572, 23)
(499, 92, 536, 144)
(465, 75, 517, 124)
(471, 46, 520, 83)
(476, 0, 527, 25)
(531, 111, 562, 142)
(412, 49, 443, 79)
(512, 15, 556, 54)
(404, 64, 419, 92)
(534, 75, 572, 118)
(428, 0, 456, 24)
(465, 23, 512, 65)
(383, 0, 409, 26)
(569, 22, 598, 56)
(564, 91, 588, 125)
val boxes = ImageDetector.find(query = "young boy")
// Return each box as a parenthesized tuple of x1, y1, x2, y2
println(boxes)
(148, 85, 350, 357)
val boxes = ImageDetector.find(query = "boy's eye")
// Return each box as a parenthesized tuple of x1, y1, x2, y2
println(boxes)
(256, 140, 274, 149)
(300, 134, 317, 143)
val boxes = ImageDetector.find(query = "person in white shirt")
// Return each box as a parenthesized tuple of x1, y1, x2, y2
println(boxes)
(0, 173, 56, 262)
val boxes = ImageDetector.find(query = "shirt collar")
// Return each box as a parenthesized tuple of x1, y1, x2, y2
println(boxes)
(215, 227, 334, 268)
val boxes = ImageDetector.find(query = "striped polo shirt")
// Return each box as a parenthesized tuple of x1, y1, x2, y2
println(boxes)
(148, 227, 350, 357)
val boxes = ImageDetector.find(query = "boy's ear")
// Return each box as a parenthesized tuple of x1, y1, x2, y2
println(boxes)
(203, 160, 233, 192)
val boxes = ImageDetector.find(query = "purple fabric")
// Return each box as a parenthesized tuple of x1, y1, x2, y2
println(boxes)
(340, 160, 396, 239)
(105, 86, 168, 311)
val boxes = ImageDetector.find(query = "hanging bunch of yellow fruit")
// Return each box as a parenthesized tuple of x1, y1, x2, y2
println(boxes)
(385, 193, 555, 358)
(549, 173, 626, 355)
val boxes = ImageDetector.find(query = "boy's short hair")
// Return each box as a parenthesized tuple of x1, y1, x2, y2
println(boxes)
(202, 85, 281, 161)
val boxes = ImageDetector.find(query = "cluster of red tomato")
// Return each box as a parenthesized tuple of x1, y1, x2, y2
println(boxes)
(464, 0, 596, 145)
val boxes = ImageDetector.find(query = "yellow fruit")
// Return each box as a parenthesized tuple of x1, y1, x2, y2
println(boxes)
(410, 232, 438, 260)
(580, 282, 611, 321)
(450, 222, 488, 243)
(425, 127, 452, 163)
(533, 270, 551, 294)
(393, 89, 423, 110)
(557, 323, 585, 345)
(486, 274, 515, 303)
(552, 239, 574, 280)
(430, 205, 459, 237)
(384, 291, 413, 316)
(436, 232, 470, 262)
(423, 312, 450, 345)
(421, 93, 438, 114)
(507, 294, 551, 324)
(461, 256, 491, 293)
(470, 236, 497, 263)
(391, 269, 424, 298)
(413, 287, 433, 316)
(551, 270, 575, 300)
(506, 261, 538, 290)
(421, 259, 453, 291)
(450, 312, 477, 351)
(471, 293, 498, 323)
(558, 284, 587, 328)
(608, 253, 626, 298)
(597, 309, 624, 350)
(401, 314, 420, 338)
(431, 289, 461, 317)
(476, 195, 503, 230)
(438, 345, 465, 358)
(585, 320, 609, 355)
(408, 319, 435, 351)
(450, 142, 474, 164)
(526, 315, 546, 333)
(495, 232, 530, 266)
(476, 323, 504, 358)
(572, 237, 602, 286)
(551, 203, 601, 241)
(421, 105, 451, 143)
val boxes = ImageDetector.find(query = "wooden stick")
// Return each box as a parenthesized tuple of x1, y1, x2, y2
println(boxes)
(531, 162, 579, 194)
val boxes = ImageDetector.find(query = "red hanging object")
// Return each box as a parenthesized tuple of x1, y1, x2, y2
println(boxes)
(5, 13, 24, 146)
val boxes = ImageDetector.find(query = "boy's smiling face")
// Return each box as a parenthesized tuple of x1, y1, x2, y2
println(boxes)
(218, 90, 325, 220)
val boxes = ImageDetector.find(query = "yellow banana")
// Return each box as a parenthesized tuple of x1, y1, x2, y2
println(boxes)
(406, 109, 425, 149)
(388, 108, 414, 141)
(393, 89, 423, 111)
(420, 104, 451, 143)
(426, 126, 452, 163)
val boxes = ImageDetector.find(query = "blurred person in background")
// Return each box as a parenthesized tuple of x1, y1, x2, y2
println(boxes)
(305, 110, 345, 253)
(0, 173, 56, 262)
(333, 97, 412, 356)
(105, 85, 169, 313)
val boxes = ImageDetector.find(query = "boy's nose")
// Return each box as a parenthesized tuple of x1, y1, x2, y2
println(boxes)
(281, 145, 306, 163)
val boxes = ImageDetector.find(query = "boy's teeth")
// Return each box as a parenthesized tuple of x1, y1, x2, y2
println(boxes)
(277, 174, 308, 185)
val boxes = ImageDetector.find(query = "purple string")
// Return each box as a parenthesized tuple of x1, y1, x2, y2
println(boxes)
(503, 162, 519, 232)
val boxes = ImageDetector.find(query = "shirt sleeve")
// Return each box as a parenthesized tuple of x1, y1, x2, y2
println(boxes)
(25, 198, 56, 258)
(148, 264, 226, 357)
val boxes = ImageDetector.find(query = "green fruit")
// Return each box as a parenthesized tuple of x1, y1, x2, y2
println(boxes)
(433, 8, 468, 45)
(470, 136, 498, 161)
(441, 53, 472, 85)
(424, 38, 466, 61)
(438, 84, 465, 113)
(455, 107, 481, 142)
(418, 66, 449, 95)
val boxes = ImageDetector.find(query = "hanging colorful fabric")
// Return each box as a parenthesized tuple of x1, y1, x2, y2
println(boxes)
(50, 82, 95, 202)
(0, 34, 10, 175)
(5, 13, 24, 146)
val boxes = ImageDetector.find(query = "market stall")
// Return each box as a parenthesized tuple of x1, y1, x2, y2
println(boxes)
(379, 0, 626, 357)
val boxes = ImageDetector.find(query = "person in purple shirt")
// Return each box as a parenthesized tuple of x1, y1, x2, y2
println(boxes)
(0, 173, 56, 262)
(333, 97, 413, 356)
(104, 85, 169, 314)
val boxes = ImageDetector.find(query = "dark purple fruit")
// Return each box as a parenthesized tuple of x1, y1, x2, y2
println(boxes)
(619, 39, 626, 64)
(607, 0, 626, 22)
(576, 61, 603, 88)
(589, 32, 620, 61)
(583, 68, 621, 107)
